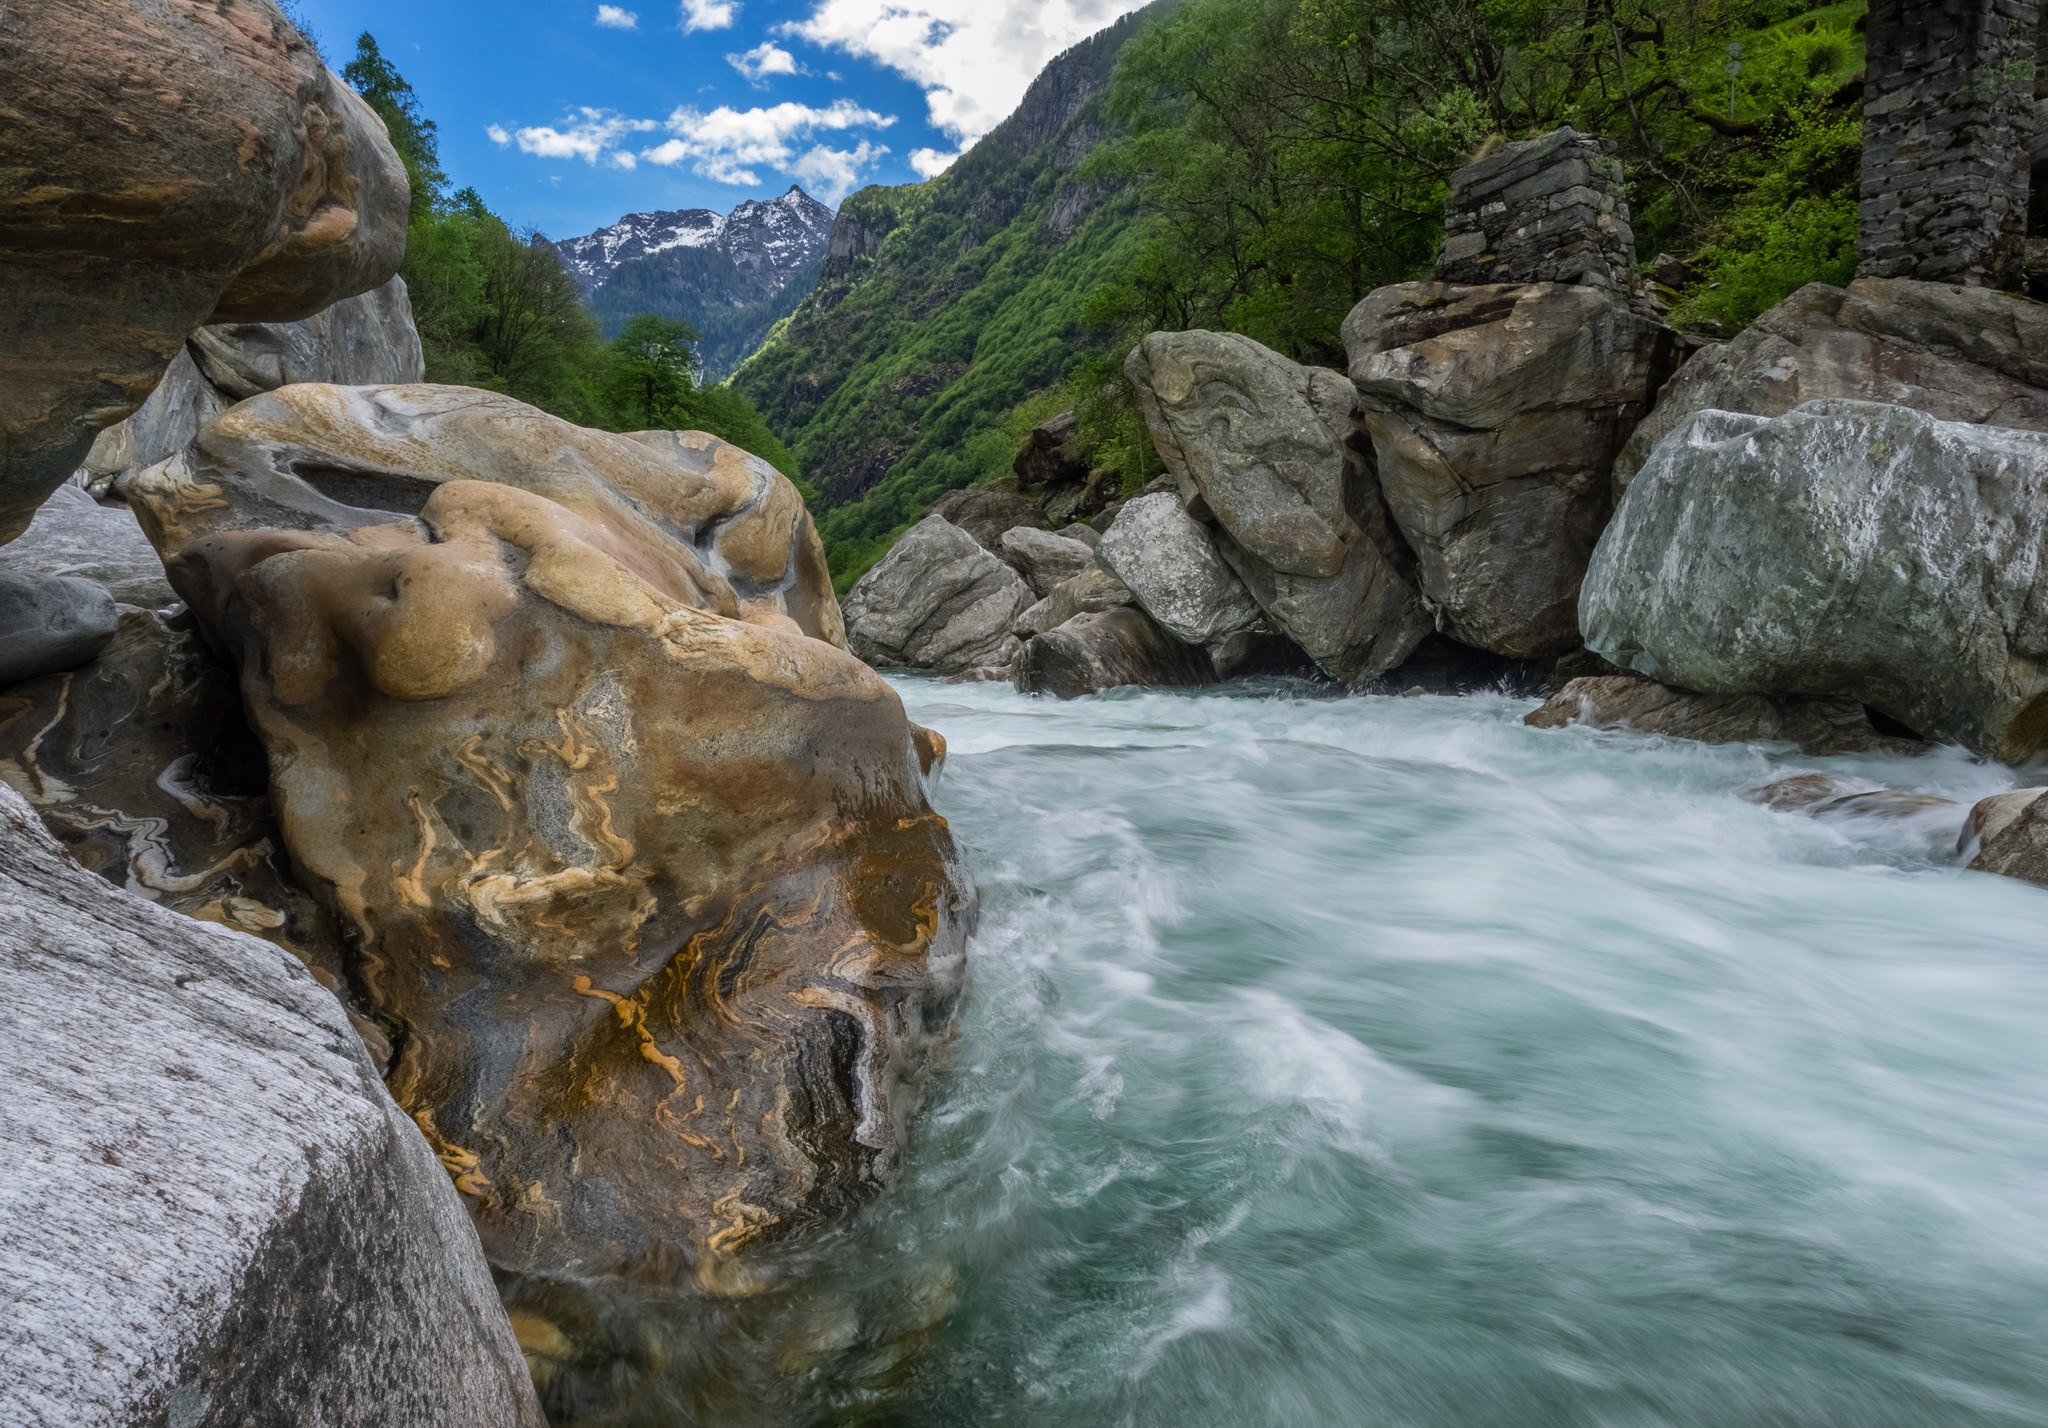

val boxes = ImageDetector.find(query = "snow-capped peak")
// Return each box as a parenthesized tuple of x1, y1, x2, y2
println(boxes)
(550, 186, 836, 293)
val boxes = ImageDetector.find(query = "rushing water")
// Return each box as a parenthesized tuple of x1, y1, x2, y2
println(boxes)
(650, 678, 2048, 1427)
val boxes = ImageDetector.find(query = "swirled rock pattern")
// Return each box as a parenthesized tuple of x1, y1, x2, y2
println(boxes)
(0, 781, 544, 1428)
(0, 0, 409, 542)
(124, 385, 968, 1403)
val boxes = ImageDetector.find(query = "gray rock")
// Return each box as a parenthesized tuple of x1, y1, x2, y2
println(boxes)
(1744, 774, 1956, 823)
(1524, 674, 1916, 756)
(999, 524, 1097, 597)
(1014, 565, 1136, 637)
(927, 487, 1044, 552)
(75, 346, 229, 497)
(1614, 279, 2048, 493)
(1583, 399, 2048, 762)
(0, 781, 544, 1428)
(1095, 492, 1260, 644)
(0, 572, 118, 685)
(0, 482, 175, 609)
(1126, 330, 1428, 683)
(1436, 128, 1636, 295)
(844, 514, 1033, 672)
(1055, 522, 1101, 548)
(1345, 282, 1679, 658)
(1966, 788, 2048, 886)
(1014, 606, 1216, 699)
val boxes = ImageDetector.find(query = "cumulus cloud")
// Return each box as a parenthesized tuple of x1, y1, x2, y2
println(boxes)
(506, 108, 658, 164)
(679, 0, 736, 32)
(641, 99, 891, 189)
(595, 5, 638, 27)
(487, 123, 512, 145)
(728, 40, 803, 85)
(791, 140, 890, 202)
(781, 0, 1149, 147)
(909, 147, 960, 178)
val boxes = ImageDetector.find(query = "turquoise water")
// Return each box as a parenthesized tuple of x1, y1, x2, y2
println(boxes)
(700, 680, 2048, 1426)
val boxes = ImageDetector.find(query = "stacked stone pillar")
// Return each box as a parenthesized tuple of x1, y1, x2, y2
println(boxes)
(1436, 128, 1637, 292)
(1860, 0, 2039, 290)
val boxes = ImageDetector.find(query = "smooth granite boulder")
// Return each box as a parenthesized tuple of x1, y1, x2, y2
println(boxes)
(124, 386, 969, 1393)
(1126, 330, 1429, 683)
(0, 781, 543, 1428)
(1014, 606, 1217, 699)
(846, 514, 1034, 672)
(1345, 282, 1680, 657)
(0, 0, 408, 541)
(1583, 400, 2048, 762)
(1013, 565, 1137, 637)
(0, 482, 175, 610)
(0, 572, 119, 686)
(1524, 675, 1916, 756)
(999, 525, 1098, 597)
(1095, 492, 1260, 645)
(1966, 788, 2048, 887)
(1614, 279, 2048, 492)
(927, 487, 1045, 552)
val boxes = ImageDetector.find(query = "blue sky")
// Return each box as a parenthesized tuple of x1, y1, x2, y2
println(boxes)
(290, 0, 1150, 240)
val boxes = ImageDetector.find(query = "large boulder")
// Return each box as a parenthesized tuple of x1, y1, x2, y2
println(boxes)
(927, 487, 1044, 551)
(1096, 491, 1260, 645)
(1966, 788, 2048, 887)
(79, 277, 429, 494)
(845, 514, 1033, 672)
(0, 573, 118, 686)
(0, 481, 176, 609)
(1524, 675, 1915, 756)
(1583, 399, 2048, 762)
(1014, 607, 1216, 699)
(999, 524, 1097, 597)
(0, 0, 409, 540)
(1125, 330, 1429, 683)
(1614, 279, 2048, 491)
(1013, 565, 1136, 637)
(1345, 283, 1680, 657)
(0, 781, 543, 1427)
(124, 386, 969, 1395)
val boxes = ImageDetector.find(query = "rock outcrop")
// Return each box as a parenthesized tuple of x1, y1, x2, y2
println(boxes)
(1614, 279, 2048, 490)
(1524, 675, 1916, 757)
(1095, 492, 1260, 645)
(123, 386, 969, 1368)
(1345, 282, 1680, 657)
(927, 487, 1045, 552)
(0, 0, 409, 541)
(0, 781, 544, 1427)
(1966, 788, 2048, 887)
(1583, 400, 2048, 762)
(845, 513, 1034, 672)
(1125, 330, 1429, 683)
(1014, 606, 1216, 699)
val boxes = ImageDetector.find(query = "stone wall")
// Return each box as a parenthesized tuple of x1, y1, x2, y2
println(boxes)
(1860, 0, 2039, 289)
(1436, 128, 1637, 291)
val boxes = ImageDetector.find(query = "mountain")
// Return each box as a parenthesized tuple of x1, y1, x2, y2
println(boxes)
(732, 9, 1156, 579)
(548, 187, 836, 380)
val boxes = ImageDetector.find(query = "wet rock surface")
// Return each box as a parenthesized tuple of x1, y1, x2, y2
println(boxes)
(1014, 606, 1216, 699)
(1966, 788, 2048, 887)
(1584, 399, 2048, 762)
(123, 384, 970, 1407)
(1525, 675, 1919, 757)
(845, 514, 1034, 672)
(0, 572, 118, 687)
(0, 781, 543, 1428)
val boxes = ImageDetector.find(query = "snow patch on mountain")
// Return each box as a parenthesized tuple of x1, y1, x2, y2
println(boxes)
(551, 186, 837, 293)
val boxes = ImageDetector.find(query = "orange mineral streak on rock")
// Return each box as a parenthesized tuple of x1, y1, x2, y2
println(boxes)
(123, 384, 970, 1333)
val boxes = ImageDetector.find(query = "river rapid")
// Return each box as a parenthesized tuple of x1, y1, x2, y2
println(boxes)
(643, 678, 2048, 1427)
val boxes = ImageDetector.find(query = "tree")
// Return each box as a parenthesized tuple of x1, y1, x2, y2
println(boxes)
(602, 315, 701, 430)
(343, 33, 448, 218)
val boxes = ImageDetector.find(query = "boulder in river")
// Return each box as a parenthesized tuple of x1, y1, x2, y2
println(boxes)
(1096, 492, 1261, 645)
(125, 386, 970, 1356)
(1345, 282, 1680, 658)
(0, 572, 118, 687)
(1014, 606, 1216, 699)
(0, 0, 408, 540)
(846, 513, 1034, 672)
(1015, 565, 1137, 637)
(1965, 788, 2048, 888)
(1525, 675, 1917, 757)
(0, 781, 543, 1427)
(1614, 279, 2048, 492)
(999, 524, 1098, 597)
(1125, 330, 1429, 683)
(1583, 399, 2048, 763)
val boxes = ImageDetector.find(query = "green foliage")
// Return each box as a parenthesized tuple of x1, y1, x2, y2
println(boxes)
(343, 34, 448, 221)
(591, 251, 825, 381)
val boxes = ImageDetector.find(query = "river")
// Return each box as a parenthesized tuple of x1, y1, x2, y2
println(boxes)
(651, 678, 2048, 1426)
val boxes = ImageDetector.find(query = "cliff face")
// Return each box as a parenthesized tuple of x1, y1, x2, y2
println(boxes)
(732, 8, 1158, 567)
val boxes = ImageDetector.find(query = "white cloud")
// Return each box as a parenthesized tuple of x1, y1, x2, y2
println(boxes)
(509, 108, 658, 164)
(909, 147, 960, 178)
(790, 140, 889, 202)
(595, 5, 638, 28)
(680, 0, 736, 32)
(641, 99, 891, 188)
(729, 41, 804, 85)
(781, 0, 1149, 148)
(486, 123, 512, 146)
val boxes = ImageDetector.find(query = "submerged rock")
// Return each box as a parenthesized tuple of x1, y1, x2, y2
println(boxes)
(1014, 606, 1216, 699)
(1525, 675, 1915, 756)
(1096, 492, 1260, 645)
(0, 781, 542, 1427)
(1125, 330, 1428, 683)
(1745, 774, 1957, 822)
(1345, 282, 1679, 657)
(1583, 399, 2048, 763)
(125, 387, 969, 1359)
(845, 513, 1034, 672)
